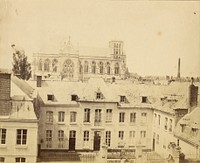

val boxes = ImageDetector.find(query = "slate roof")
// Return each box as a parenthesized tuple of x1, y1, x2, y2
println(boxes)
(35, 77, 194, 114)
(174, 107, 200, 146)
(0, 75, 37, 121)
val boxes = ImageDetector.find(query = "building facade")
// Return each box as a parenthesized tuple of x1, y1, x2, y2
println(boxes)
(0, 70, 38, 163)
(32, 75, 198, 162)
(32, 40, 127, 81)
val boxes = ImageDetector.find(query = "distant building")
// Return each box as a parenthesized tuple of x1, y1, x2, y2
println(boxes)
(32, 39, 127, 81)
(0, 70, 38, 163)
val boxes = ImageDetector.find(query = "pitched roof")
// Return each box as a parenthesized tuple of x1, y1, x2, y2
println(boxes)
(35, 78, 194, 114)
(174, 107, 200, 146)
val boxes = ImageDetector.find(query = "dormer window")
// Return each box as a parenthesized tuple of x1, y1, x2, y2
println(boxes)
(120, 96, 126, 103)
(142, 96, 147, 103)
(47, 94, 54, 101)
(71, 95, 78, 101)
(96, 92, 103, 100)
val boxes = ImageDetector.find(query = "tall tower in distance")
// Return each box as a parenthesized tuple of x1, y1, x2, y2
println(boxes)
(109, 41, 124, 59)
(177, 58, 181, 79)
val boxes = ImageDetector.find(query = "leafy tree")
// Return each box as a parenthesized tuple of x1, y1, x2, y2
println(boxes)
(11, 44, 31, 80)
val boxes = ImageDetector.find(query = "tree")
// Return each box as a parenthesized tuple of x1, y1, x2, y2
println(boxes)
(11, 44, 31, 80)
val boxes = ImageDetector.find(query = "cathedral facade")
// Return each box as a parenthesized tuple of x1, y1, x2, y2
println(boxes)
(32, 40, 127, 81)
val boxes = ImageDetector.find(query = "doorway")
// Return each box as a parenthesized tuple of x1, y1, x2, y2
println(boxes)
(69, 130, 76, 151)
(93, 131, 101, 151)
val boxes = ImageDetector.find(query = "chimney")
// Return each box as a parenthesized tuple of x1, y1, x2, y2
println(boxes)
(188, 77, 198, 112)
(0, 71, 11, 100)
(36, 76, 42, 87)
(177, 58, 180, 79)
(112, 77, 116, 83)
(0, 70, 12, 115)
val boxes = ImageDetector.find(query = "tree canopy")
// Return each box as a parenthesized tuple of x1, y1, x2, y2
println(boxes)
(12, 44, 31, 80)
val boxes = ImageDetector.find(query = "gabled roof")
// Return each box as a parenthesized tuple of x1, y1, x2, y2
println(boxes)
(174, 107, 200, 146)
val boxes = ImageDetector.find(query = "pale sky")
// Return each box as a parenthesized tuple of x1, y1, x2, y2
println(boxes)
(0, 0, 200, 77)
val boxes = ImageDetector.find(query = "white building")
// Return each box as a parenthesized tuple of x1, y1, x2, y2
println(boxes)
(0, 70, 38, 163)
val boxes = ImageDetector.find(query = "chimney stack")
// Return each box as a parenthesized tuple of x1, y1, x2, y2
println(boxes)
(0, 70, 12, 115)
(177, 58, 180, 79)
(188, 77, 198, 112)
(36, 76, 42, 87)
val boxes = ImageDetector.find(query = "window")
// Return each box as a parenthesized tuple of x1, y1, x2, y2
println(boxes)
(158, 115, 161, 125)
(58, 111, 65, 122)
(70, 112, 77, 123)
(58, 130, 64, 141)
(91, 61, 96, 74)
(44, 59, 50, 72)
(141, 112, 147, 123)
(165, 117, 168, 130)
(84, 108, 90, 122)
(84, 61, 89, 73)
(46, 111, 53, 123)
(120, 96, 126, 103)
(119, 131, 124, 140)
(180, 124, 186, 133)
(71, 95, 78, 101)
(83, 131, 89, 141)
(15, 157, 26, 162)
(38, 59, 42, 71)
(106, 131, 111, 147)
(129, 131, 135, 139)
(0, 157, 5, 162)
(119, 112, 125, 123)
(140, 131, 146, 138)
(0, 129, 6, 144)
(142, 96, 147, 103)
(114, 63, 120, 75)
(154, 113, 157, 125)
(16, 129, 27, 145)
(63, 59, 74, 79)
(191, 127, 198, 137)
(169, 119, 172, 132)
(156, 134, 159, 144)
(130, 113, 136, 123)
(99, 62, 104, 74)
(46, 130, 52, 148)
(79, 61, 82, 73)
(106, 62, 111, 75)
(96, 92, 103, 99)
(47, 94, 54, 101)
(58, 130, 64, 148)
(52, 59, 58, 72)
(95, 109, 102, 122)
(106, 109, 112, 122)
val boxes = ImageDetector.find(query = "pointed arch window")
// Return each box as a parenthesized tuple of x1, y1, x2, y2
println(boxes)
(52, 59, 58, 72)
(99, 62, 104, 74)
(106, 62, 111, 75)
(91, 61, 96, 74)
(44, 59, 50, 72)
(38, 59, 42, 71)
(115, 62, 120, 75)
(84, 61, 89, 73)
(62, 59, 74, 79)
(79, 61, 82, 73)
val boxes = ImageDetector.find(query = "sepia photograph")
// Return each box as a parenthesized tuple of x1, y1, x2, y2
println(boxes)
(0, 0, 200, 163)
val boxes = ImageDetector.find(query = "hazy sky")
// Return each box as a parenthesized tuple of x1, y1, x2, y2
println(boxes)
(0, 0, 200, 77)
